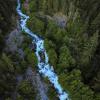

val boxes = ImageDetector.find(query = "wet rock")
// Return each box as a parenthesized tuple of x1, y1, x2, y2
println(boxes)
(29, 43, 36, 51)
(39, 51, 45, 62)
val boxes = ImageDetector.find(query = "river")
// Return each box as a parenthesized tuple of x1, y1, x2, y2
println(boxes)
(16, 0, 69, 100)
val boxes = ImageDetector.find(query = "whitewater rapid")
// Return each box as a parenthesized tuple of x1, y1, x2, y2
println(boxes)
(16, 0, 69, 100)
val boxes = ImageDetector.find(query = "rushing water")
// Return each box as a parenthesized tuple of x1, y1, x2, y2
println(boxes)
(16, 0, 69, 100)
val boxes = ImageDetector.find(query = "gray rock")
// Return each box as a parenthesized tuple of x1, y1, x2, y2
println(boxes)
(53, 13, 67, 28)
(5, 24, 23, 54)
(25, 67, 49, 100)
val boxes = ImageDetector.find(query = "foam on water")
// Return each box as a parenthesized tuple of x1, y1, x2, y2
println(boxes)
(16, 0, 69, 100)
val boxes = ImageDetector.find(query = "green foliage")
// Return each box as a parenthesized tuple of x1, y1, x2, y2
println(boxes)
(53, 28, 66, 44)
(16, 95, 24, 100)
(24, 48, 37, 68)
(48, 86, 58, 100)
(42, 0, 48, 13)
(45, 20, 58, 39)
(80, 31, 99, 66)
(18, 80, 36, 99)
(95, 93, 100, 100)
(48, 48, 57, 67)
(58, 45, 76, 71)
(0, 53, 14, 72)
(59, 69, 94, 100)
(5, 97, 12, 100)
(27, 15, 44, 36)
(29, 0, 37, 12)
(44, 39, 56, 50)
(29, 0, 43, 12)
(0, 53, 16, 98)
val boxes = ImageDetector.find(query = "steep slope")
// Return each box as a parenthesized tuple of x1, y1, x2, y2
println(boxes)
(0, 0, 16, 52)
(22, 0, 100, 99)
(0, 0, 100, 100)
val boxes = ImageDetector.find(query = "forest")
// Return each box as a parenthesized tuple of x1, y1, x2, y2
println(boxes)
(0, 0, 100, 100)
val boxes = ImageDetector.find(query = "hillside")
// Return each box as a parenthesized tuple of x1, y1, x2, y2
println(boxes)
(0, 0, 100, 100)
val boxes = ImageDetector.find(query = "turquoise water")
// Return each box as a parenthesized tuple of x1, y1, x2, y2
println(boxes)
(16, 0, 69, 99)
